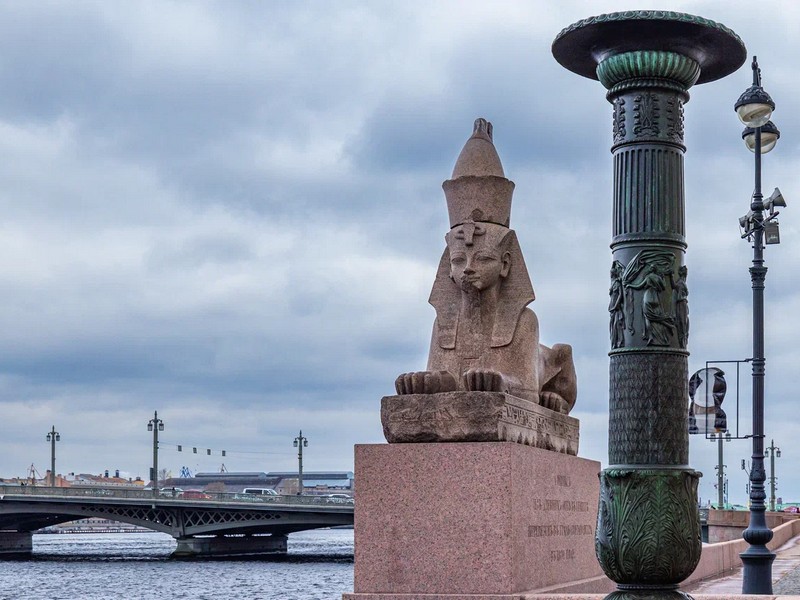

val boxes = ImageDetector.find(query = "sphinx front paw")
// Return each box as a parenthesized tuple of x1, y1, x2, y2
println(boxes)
(463, 369, 507, 393)
(540, 391, 569, 414)
(395, 371, 458, 395)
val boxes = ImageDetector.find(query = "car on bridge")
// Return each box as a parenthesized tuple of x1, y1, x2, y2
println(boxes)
(158, 487, 184, 498)
(323, 494, 354, 505)
(233, 489, 279, 503)
(242, 488, 278, 496)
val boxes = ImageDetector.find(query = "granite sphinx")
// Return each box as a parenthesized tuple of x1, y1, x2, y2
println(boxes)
(383, 119, 579, 454)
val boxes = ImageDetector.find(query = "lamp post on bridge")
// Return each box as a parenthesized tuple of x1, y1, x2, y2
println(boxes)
(766, 440, 781, 512)
(45, 426, 60, 487)
(743, 458, 752, 505)
(293, 431, 308, 496)
(147, 411, 164, 497)
(711, 431, 732, 509)
(735, 56, 785, 595)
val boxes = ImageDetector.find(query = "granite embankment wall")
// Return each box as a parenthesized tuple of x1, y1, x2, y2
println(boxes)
(688, 515, 800, 585)
(532, 512, 800, 594)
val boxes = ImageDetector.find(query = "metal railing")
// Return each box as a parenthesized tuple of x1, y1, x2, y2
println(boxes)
(0, 485, 354, 508)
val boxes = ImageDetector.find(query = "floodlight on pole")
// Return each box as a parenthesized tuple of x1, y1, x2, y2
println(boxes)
(293, 431, 308, 495)
(45, 426, 60, 487)
(735, 56, 786, 595)
(147, 411, 165, 497)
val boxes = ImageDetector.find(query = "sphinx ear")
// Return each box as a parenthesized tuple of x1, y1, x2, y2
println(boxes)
(500, 251, 511, 278)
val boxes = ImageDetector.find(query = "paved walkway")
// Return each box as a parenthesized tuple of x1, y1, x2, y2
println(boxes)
(687, 534, 800, 595)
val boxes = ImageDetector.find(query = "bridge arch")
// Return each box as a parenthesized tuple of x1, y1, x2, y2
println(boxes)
(0, 488, 353, 557)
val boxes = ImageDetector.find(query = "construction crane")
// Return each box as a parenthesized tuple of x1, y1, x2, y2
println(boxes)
(27, 464, 42, 485)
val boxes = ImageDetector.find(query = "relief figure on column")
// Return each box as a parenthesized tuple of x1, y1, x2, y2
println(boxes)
(620, 250, 676, 347)
(609, 260, 625, 349)
(671, 265, 690, 349)
(609, 252, 690, 349)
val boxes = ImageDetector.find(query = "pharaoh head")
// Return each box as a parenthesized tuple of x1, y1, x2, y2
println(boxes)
(429, 118, 535, 349)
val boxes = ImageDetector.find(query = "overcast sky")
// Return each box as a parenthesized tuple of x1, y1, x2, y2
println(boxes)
(0, 1, 798, 506)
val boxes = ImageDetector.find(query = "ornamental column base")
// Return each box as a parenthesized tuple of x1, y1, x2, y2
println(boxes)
(596, 467, 702, 596)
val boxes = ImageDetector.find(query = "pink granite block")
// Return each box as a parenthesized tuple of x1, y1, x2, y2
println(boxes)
(353, 443, 604, 596)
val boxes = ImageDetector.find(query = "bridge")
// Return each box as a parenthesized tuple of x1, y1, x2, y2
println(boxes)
(0, 485, 353, 557)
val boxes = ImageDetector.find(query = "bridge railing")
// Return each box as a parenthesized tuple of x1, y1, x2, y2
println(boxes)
(0, 485, 353, 507)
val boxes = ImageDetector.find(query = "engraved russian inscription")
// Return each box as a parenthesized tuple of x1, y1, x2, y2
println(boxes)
(530, 498, 589, 511)
(528, 524, 594, 537)
(550, 549, 577, 562)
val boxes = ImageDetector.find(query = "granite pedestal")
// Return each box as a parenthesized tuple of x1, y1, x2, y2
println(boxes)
(345, 442, 607, 599)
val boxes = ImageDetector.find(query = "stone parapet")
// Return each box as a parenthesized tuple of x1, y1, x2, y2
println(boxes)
(707, 510, 795, 544)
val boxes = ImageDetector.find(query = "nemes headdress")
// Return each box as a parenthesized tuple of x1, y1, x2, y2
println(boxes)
(429, 118, 535, 349)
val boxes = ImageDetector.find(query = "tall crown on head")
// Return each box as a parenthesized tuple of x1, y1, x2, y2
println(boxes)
(442, 118, 515, 229)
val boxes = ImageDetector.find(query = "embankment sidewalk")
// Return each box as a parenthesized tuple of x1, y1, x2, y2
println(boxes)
(687, 532, 800, 596)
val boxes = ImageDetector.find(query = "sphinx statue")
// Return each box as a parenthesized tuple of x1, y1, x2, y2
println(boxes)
(394, 119, 577, 415)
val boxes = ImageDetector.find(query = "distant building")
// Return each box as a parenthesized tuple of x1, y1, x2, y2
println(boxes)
(0, 471, 144, 489)
(66, 471, 145, 489)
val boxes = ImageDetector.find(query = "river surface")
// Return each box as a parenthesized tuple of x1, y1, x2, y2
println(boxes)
(0, 529, 354, 600)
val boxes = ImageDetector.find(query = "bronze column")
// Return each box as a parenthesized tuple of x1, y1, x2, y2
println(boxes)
(553, 12, 746, 598)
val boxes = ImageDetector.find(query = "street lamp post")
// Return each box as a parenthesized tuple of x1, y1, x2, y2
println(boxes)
(45, 426, 60, 487)
(766, 440, 781, 512)
(735, 56, 784, 595)
(712, 431, 732, 509)
(147, 411, 165, 497)
(293, 431, 308, 495)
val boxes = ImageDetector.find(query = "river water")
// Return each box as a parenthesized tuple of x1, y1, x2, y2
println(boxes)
(0, 529, 354, 600)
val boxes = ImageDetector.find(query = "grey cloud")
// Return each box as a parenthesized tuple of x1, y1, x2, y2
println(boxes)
(0, 1, 799, 505)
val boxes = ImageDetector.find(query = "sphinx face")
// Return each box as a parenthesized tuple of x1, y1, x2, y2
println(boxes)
(447, 232, 510, 292)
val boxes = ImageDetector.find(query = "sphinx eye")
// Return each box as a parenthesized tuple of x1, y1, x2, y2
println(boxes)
(450, 255, 466, 264)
